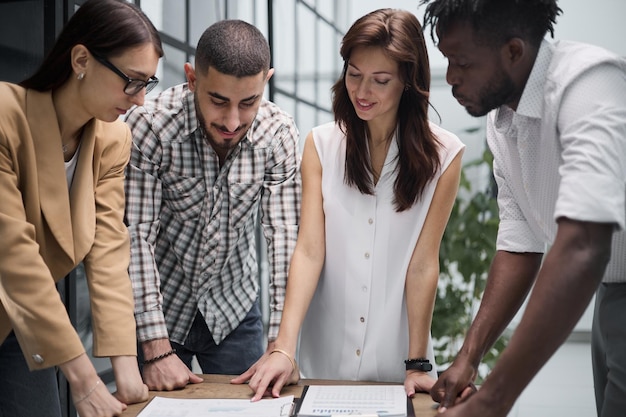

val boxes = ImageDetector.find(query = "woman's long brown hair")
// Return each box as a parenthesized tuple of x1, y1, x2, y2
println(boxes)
(332, 8, 441, 212)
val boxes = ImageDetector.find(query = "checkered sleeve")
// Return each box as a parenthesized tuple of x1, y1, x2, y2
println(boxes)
(124, 106, 169, 343)
(261, 117, 302, 341)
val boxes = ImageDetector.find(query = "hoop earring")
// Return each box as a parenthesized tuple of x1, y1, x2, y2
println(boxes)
(77, 73, 85, 81)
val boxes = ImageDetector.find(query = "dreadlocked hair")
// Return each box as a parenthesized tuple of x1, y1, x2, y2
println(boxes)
(421, 0, 562, 48)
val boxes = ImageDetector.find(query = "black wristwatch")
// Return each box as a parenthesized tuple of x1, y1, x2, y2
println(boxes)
(404, 358, 432, 372)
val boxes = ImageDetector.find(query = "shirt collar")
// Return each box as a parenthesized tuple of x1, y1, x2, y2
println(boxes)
(182, 84, 200, 138)
(516, 39, 552, 118)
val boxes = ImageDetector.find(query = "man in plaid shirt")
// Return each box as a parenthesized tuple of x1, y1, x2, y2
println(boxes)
(124, 20, 301, 390)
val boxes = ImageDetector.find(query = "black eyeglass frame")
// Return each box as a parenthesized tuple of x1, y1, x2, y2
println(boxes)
(91, 53, 159, 95)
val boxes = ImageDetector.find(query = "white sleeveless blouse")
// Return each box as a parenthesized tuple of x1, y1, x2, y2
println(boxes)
(298, 121, 465, 382)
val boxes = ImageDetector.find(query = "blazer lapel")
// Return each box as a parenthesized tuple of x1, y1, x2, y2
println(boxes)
(26, 89, 75, 262)
(70, 120, 96, 262)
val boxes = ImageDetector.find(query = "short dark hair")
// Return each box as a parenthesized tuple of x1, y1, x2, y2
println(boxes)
(421, 0, 562, 48)
(20, 0, 163, 91)
(195, 20, 270, 77)
(332, 8, 441, 212)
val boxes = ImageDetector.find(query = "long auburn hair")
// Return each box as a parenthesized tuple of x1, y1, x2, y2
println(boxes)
(332, 8, 441, 212)
(20, 0, 163, 92)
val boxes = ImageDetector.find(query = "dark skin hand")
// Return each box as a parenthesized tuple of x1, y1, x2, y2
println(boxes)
(432, 218, 612, 416)
(432, 250, 542, 411)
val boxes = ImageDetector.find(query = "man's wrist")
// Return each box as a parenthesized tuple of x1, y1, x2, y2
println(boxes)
(144, 349, 177, 365)
(457, 345, 483, 370)
(142, 338, 173, 358)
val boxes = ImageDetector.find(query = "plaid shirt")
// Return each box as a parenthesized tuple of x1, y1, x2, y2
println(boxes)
(124, 83, 300, 345)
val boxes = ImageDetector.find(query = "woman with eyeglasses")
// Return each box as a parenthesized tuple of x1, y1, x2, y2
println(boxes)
(0, 0, 162, 416)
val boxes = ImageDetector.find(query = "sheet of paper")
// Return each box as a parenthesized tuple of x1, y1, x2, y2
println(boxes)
(136, 395, 294, 417)
(297, 385, 407, 416)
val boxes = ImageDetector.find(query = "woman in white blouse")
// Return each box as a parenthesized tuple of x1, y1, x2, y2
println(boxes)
(234, 8, 464, 400)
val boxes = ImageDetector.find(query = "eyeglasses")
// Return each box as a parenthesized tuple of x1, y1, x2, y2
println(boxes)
(92, 53, 159, 95)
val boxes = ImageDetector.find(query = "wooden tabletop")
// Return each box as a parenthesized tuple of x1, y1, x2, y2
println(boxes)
(121, 374, 439, 416)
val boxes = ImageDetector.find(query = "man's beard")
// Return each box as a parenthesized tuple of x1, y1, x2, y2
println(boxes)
(195, 94, 244, 153)
(468, 69, 517, 117)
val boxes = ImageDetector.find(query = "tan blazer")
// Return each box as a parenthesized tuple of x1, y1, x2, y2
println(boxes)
(0, 82, 136, 370)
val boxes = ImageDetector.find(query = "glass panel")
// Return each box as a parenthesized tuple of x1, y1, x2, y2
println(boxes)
(301, 0, 335, 24)
(189, 0, 222, 47)
(296, 102, 317, 141)
(273, 95, 297, 120)
(159, 0, 187, 42)
(160, 44, 187, 90)
(0, 0, 44, 83)
(316, 22, 342, 76)
(295, 5, 317, 76)
(138, 0, 164, 33)
(271, 0, 296, 77)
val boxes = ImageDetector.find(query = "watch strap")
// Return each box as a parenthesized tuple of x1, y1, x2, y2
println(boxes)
(404, 358, 433, 372)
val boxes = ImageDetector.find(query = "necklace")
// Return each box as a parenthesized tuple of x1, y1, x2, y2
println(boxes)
(62, 126, 85, 154)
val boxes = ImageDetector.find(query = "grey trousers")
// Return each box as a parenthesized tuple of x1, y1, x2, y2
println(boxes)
(592, 283, 626, 417)
(0, 332, 62, 417)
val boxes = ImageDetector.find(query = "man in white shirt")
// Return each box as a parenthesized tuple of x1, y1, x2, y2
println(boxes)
(421, 1, 626, 416)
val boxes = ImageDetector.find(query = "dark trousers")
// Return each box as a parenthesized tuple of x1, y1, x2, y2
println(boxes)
(141, 300, 264, 375)
(592, 283, 626, 417)
(0, 332, 62, 417)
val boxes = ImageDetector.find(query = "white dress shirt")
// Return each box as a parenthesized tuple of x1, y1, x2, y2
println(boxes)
(487, 39, 626, 282)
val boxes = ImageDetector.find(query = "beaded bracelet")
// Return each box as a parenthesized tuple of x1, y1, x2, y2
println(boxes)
(75, 379, 101, 404)
(270, 348, 296, 372)
(144, 348, 177, 365)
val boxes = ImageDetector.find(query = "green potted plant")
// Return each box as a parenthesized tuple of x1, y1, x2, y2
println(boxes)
(432, 148, 507, 381)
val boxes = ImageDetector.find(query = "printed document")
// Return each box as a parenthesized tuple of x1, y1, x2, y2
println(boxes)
(297, 385, 407, 416)
(136, 395, 294, 417)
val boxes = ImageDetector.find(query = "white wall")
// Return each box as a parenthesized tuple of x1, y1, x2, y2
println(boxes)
(553, 0, 626, 56)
